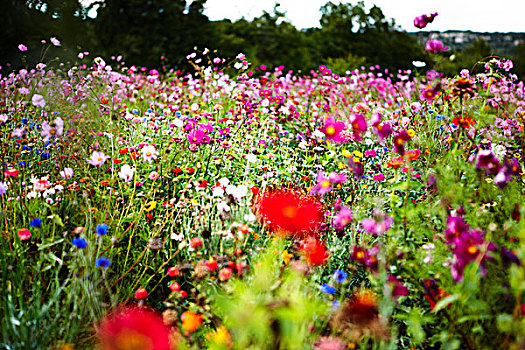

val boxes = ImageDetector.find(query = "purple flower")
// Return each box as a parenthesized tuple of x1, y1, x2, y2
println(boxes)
(450, 230, 496, 283)
(444, 216, 470, 244)
(500, 246, 521, 267)
(425, 39, 448, 53)
(348, 157, 364, 179)
(494, 158, 519, 189)
(476, 150, 501, 175)
(320, 117, 346, 143)
(393, 130, 410, 155)
(370, 113, 392, 144)
(32, 94, 45, 108)
(413, 12, 438, 29)
(333, 206, 352, 231)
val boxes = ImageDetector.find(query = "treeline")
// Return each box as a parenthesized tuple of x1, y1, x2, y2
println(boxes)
(1, 0, 523, 79)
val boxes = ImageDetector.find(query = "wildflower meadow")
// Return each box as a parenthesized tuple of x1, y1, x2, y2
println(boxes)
(2, 11, 525, 350)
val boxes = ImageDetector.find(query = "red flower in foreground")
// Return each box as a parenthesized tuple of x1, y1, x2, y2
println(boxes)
(255, 189, 324, 236)
(300, 236, 329, 266)
(97, 307, 173, 350)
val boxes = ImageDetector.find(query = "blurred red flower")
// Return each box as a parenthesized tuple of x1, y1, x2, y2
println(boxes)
(255, 188, 324, 236)
(300, 236, 329, 266)
(97, 307, 173, 350)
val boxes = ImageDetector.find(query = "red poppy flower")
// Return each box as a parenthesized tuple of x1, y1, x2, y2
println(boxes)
(255, 188, 324, 236)
(97, 307, 173, 350)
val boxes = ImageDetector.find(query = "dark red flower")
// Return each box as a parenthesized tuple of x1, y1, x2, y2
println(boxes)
(255, 188, 324, 236)
(97, 307, 173, 350)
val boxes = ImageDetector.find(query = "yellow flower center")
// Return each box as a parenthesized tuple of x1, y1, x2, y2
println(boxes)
(321, 180, 331, 188)
(146, 152, 151, 157)
(325, 126, 336, 136)
(282, 206, 298, 218)
(467, 245, 478, 255)
(115, 329, 152, 350)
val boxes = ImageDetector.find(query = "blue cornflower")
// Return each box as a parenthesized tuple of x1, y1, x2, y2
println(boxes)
(41, 152, 51, 159)
(21, 118, 28, 124)
(428, 109, 435, 114)
(30, 218, 42, 228)
(435, 114, 445, 120)
(332, 300, 341, 311)
(95, 256, 111, 269)
(72, 238, 88, 249)
(96, 224, 109, 236)
(18, 161, 28, 168)
(320, 284, 337, 295)
(333, 269, 348, 283)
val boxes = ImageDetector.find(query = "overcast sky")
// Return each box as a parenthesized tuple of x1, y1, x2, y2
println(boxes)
(203, 0, 525, 32)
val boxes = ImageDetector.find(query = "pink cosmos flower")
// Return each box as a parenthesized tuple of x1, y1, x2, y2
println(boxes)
(349, 114, 367, 141)
(32, 94, 45, 108)
(18, 44, 28, 52)
(50, 37, 61, 46)
(59, 167, 74, 179)
(370, 113, 392, 144)
(33, 178, 52, 192)
(88, 151, 109, 166)
(41, 117, 64, 141)
(425, 39, 448, 53)
(118, 164, 135, 183)
(148, 171, 160, 181)
(413, 12, 438, 29)
(361, 214, 393, 236)
(320, 117, 346, 143)
(333, 206, 352, 231)
(141, 145, 159, 163)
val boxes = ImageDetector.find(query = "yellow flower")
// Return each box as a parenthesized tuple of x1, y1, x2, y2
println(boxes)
(207, 326, 232, 348)
(338, 162, 345, 169)
(282, 250, 293, 265)
(407, 128, 415, 137)
(342, 150, 351, 158)
(353, 150, 363, 158)
(144, 201, 157, 212)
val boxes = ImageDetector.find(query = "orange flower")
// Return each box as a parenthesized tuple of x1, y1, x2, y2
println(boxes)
(181, 311, 203, 333)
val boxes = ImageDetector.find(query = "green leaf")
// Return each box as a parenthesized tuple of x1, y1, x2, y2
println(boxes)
(432, 294, 460, 313)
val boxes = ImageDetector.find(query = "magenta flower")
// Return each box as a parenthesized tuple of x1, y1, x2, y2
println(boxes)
(311, 171, 333, 196)
(320, 117, 346, 143)
(387, 275, 409, 300)
(425, 39, 448, 53)
(349, 114, 367, 141)
(413, 12, 438, 29)
(361, 215, 393, 236)
(450, 230, 496, 283)
(370, 113, 392, 144)
(188, 128, 205, 144)
(444, 216, 470, 243)
(333, 206, 352, 231)
(372, 173, 385, 181)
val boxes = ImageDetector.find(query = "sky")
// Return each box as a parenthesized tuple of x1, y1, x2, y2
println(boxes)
(203, 0, 525, 33)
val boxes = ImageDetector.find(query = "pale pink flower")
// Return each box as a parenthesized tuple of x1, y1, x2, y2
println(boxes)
(50, 37, 61, 46)
(41, 117, 64, 141)
(18, 44, 27, 52)
(32, 94, 45, 108)
(60, 167, 74, 179)
(87, 151, 109, 166)
(118, 164, 135, 183)
(148, 171, 160, 181)
(33, 178, 52, 192)
(141, 145, 159, 163)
